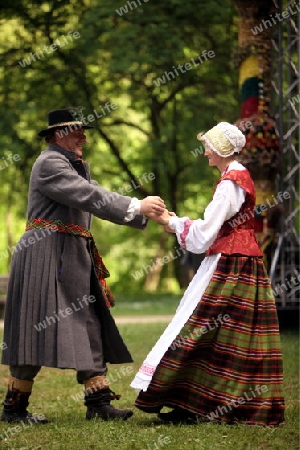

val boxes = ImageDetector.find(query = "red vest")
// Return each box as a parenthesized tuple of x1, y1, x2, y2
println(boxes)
(206, 169, 263, 257)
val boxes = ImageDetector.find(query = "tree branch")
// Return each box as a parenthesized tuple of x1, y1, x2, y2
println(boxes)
(102, 119, 150, 138)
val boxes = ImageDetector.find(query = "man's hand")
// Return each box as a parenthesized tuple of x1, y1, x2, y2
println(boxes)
(140, 196, 166, 217)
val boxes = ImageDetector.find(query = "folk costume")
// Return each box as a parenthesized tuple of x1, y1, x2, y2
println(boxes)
(1, 109, 147, 423)
(131, 123, 285, 426)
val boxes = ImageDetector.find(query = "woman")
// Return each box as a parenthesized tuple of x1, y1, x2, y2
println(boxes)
(130, 122, 285, 426)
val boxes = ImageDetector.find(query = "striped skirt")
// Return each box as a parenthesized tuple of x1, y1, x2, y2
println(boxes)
(134, 255, 285, 426)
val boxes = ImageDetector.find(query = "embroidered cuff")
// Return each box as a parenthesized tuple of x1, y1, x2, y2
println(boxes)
(179, 219, 194, 249)
(168, 216, 178, 230)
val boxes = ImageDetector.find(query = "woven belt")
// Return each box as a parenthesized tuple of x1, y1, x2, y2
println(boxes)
(26, 218, 114, 307)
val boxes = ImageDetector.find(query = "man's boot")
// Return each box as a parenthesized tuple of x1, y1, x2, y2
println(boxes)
(1, 377, 48, 424)
(84, 376, 133, 421)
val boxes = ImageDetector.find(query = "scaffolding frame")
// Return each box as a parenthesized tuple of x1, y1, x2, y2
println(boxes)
(271, 0, 300, 309)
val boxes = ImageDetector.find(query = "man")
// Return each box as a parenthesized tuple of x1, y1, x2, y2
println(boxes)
(1, 108, 165, 424)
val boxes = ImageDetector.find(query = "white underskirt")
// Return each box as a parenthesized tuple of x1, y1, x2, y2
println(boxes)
(130, 253, 221, 392)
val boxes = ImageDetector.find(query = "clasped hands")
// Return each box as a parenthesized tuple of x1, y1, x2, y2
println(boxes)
(140, 196, 175, 232)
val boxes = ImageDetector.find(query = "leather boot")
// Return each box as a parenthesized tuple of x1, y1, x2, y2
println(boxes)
(1, 377, 48, 424)
(84, 376, 133, 421)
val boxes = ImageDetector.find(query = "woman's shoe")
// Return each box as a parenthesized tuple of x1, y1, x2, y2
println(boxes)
(158, 407, 197, 424)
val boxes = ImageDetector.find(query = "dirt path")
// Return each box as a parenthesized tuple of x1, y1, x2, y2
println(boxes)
(0, 315, 173, 329)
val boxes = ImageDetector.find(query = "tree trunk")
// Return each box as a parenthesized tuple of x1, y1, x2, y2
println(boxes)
(143, 232, 169, 291)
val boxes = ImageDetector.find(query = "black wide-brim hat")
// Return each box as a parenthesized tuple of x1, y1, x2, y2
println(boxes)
(38, 107, 94, 137)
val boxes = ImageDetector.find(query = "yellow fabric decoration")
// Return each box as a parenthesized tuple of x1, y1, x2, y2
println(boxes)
(239, 55, 259, 87)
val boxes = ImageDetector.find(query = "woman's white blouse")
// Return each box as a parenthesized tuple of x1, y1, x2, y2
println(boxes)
(169, 161, 246, 254)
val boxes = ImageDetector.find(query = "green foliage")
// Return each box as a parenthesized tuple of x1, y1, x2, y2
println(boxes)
(0, 0, 240, 290)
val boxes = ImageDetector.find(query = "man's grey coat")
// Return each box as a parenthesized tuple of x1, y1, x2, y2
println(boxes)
(2, 144, 146, 370)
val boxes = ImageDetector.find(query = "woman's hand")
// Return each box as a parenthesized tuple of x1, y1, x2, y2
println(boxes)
(163, 211, 176, 233)
(149, 208, 171, 225)
(150, 209, 177, 233)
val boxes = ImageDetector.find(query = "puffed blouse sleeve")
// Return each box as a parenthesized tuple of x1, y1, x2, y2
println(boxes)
(169, 180, 246, 254)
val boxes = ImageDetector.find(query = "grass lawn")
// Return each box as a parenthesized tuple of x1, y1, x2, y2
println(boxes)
(0, 322, 298, 450)
(109, 293, 181, 316)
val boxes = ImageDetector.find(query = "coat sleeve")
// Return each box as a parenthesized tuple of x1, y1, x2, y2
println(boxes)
(36, 152, 146, 228)
(169, 180, 246, 253)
